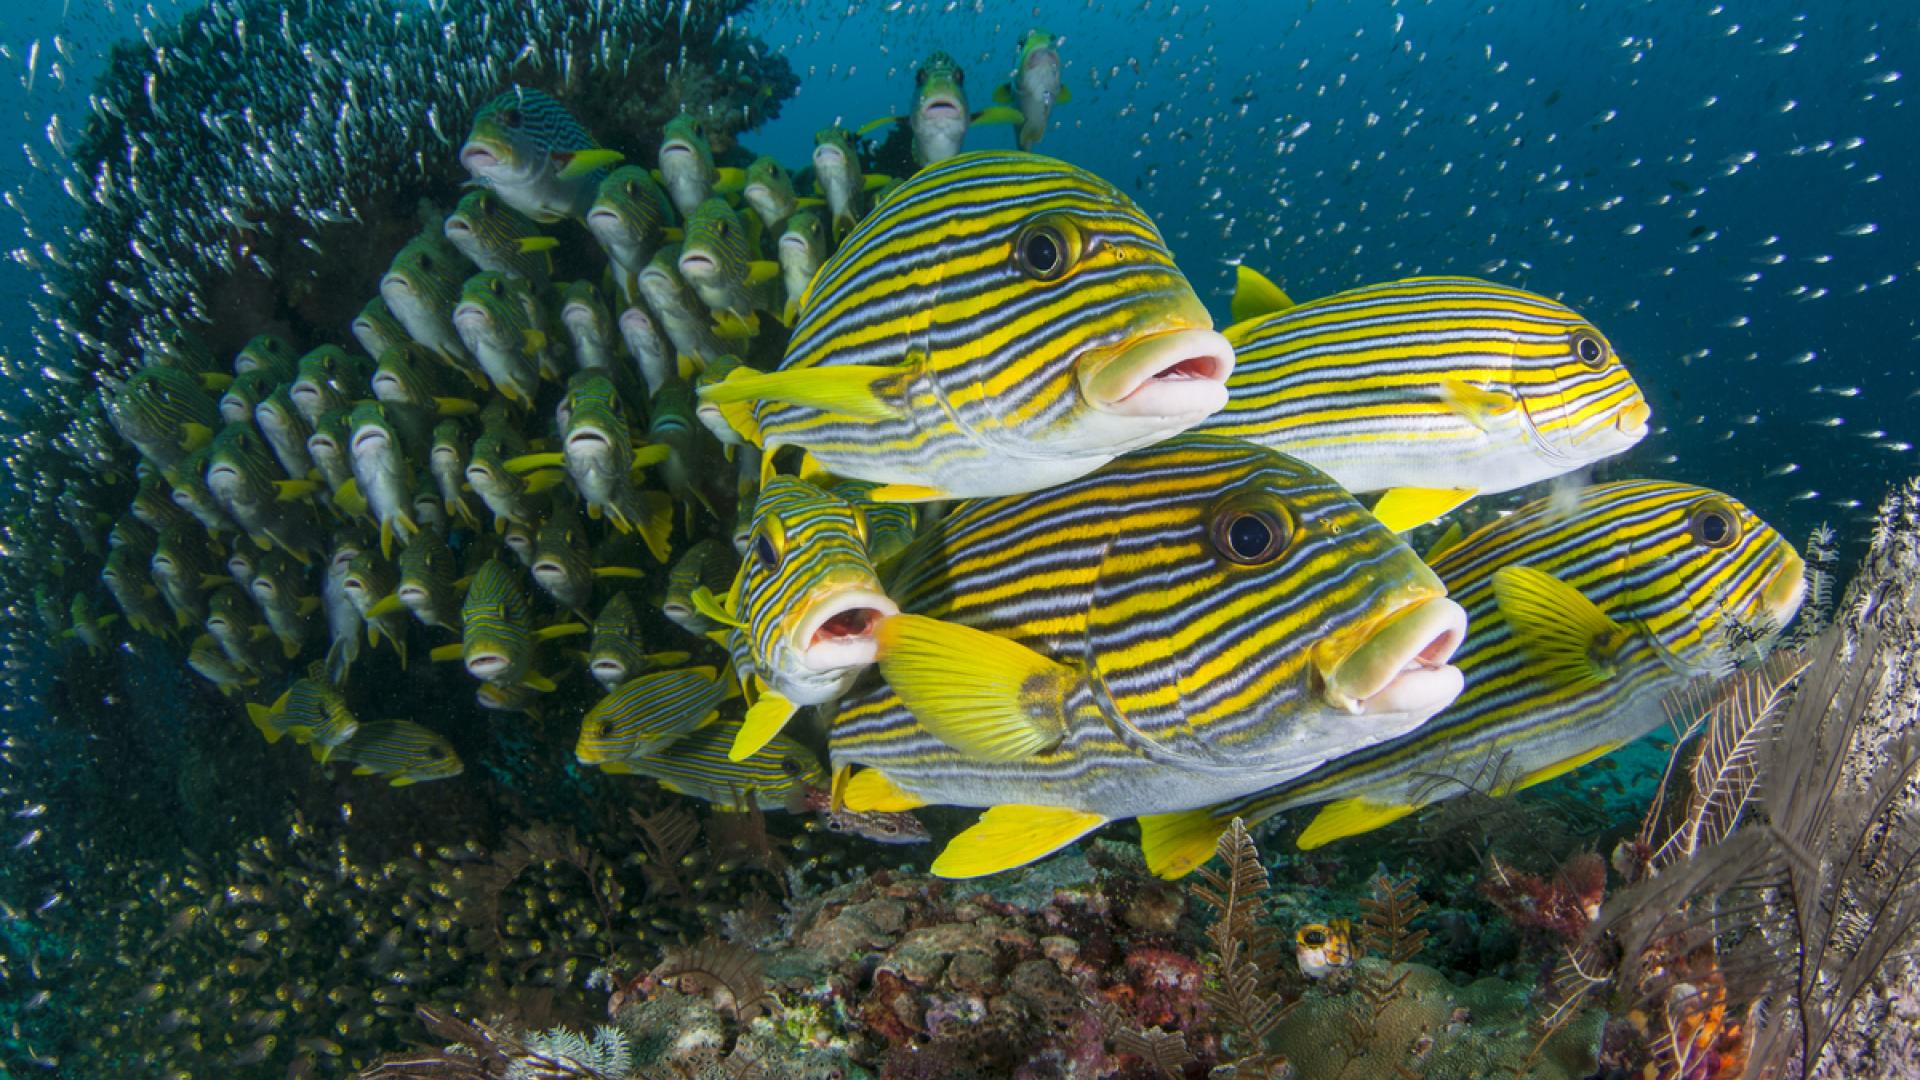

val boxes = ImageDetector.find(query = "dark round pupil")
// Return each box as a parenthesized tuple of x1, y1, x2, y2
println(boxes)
(419, 255, 433, 270)
(1579, 337, 1602, 363)
(755, 535, 778, 568)
(1228, 513, 1272, 558)
(1025, 231, 1059, 273)
(503, 109, 521, 126)
(1702, 513, 1729, 544)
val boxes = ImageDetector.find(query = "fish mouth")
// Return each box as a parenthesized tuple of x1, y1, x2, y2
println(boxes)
(531, 560, 566, 588)
(1078, 327, 1235, 419)
(920, 94, 964, 121)
(565, 428, 613, 457)
(1315, 596, 1467, 718)
(459, 140, 502, 173)
(205, 462, 241, 487)
(660, 141, 695, 164)
(778, 232, 812, 256)
(465, 649, 512, 680)
(618, 308, 656, 333)
(589, 658, 628, 685)
(662, 600, 694, 623)
(586, 206, 626, 240)
(796, 588, 899, 673)
(308, 437, 338, 456)
(370, 372, 401, 399)
(350, 428, 388, 457)
(379, 272, 413, 299)
(289, 382, 321, 408)
(219, 399, 253, 424)
(397, 585, 427, 605)
(444, 218, 472, 239)
(451, 300, 488, 330)
(678, 250, 718, 279)
(813, 143, 846, 170)
(1616, 399, 1651, 436)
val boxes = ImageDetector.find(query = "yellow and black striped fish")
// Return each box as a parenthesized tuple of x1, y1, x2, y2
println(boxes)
(428, 559, 583, 692)
(1139, 479, 1806, 878)
(830, 434, 1469, 878)
(336, 720, 464, 786)
(576, 666, 730, 768)
(1197, 272, 1651, 531)
(620, 719, 826, 813)
(694, 477, 897, 762)
(700, 151, 1235, 500)
(245, 670, 360, 760)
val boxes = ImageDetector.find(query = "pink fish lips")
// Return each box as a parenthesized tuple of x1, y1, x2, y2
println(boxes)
(1318, 596, 1468, 720)
(799, 589, 899, 673)
(1080, 327, 1235, 420)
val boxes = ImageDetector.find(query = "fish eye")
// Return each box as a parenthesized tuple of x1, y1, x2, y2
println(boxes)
(1212, 504, 1291, 565)
(754, 533, 779, 570)
(1300, 928, 1327, 946)
(501, 107, 522, 127)
(1688, 499, 1742, 550)
(1013, 220, 1073, 281)
(624, 180, 638, 198)
(1570, 328, 1610, 369)
(418, 253, 434, 272)
(915, 67, 928, 86)
(780, 757, 804, 775)
(487, 278, 503, 297)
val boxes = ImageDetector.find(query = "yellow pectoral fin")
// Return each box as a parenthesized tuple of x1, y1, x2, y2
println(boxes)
(555, 147, 624, 179)
(931, 805, 1107, 879)
(246, 703, 283, 743)
(864, 483, 950, 504)
(711, 397, 764, 448)
(840, 768, 929, 813)
(1297, 797, 1421, 850)
(515, 235, 559, 254)
(863, 174, 893, 191)
(690, 586, 745, 629)
(1438, 378, 1520, 432)
(729, 692, 797, 762)
(591, 566, 647, 580)
(696, 364, 903, 421)
(629, 444, 671, 470)
(352, 765, 376, 776)
(432, 397, 480, 417)
(366, 593, 405, 619)
(875, 614, 1072, 761)
(1230, 265, 1297, 322)
(1054, 86, 1073, 104)
(635, 490, 674, 563)
(199, 371, 234, 392)
(429, 643, 464, 662)
(712, 310, 760, 342)
(747, 260, 781, 286)
(1369, 487, 1476, 534)
(180, 422, 214, 451)
(1138, 808, 1232, 880)
(854, 115, 900, 137)
(970, 105, 1027, 126)
(712, 167, 748, 194)
(504, 451, 565, 474)
(1422, 521, 1467, 563)
(521, 469, 568, 494)
(531, 622, 588, 642)
(521, 672, 558, 693)
(993, 83, 1015, 106)
(1491, 565, 1632, 689)
(274, 478, 322, 502)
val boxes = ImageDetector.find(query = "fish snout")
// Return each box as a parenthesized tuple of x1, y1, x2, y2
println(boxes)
(1316, 596, 1468, 720)
(1616, 399, 1651, 437)
(465, 648, 513, 682)
(797, 588, 899, 674)
(1079, 327, 1235, 420)
(458, 140, 502, 173)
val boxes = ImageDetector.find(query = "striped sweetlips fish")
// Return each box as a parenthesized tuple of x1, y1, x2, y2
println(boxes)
(1138, 479, 1806, 879)
(1197, 270, 1652, 532)
(830, 434, 1470, 878)
(459, 87, 623, 224)
(700, 151, 1236, 501)
(693, 477, 899, 763)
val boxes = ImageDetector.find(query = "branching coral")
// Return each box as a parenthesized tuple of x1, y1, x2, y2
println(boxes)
(1194, 818, 1293, 1076)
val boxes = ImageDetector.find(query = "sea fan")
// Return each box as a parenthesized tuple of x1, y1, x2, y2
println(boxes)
(1194, 818, 1291, 1075)
(652, 937, 774, 1023)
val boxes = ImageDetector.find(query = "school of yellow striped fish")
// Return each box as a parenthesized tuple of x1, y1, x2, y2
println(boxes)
(89, 30, 1807, 880)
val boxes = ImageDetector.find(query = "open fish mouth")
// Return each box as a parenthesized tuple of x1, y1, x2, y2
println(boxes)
(1317, 596, 1467, 718)
(350, 428, 388, 457)
(813, 143, 846, 170)
(920, 95, 964, 121)
(458, 141, 502, 172)
(1079, 327, 1235, 420)
(778, 232, 812, 256)
(797, 588, 899, 673)
(369, 372, 401, 398)
(205, 462, 241, 487)
(397, 585, 428, 605)
(585, 206, 626, 238)
(678, 251, 718, 278)
(465, 650, 512, 680)
(660, 141, 695, 163)
(589, 658, 628, 684)
(565, 428, 612, 455)
(530, 561, 566, 588)
(450, 301, 488, 330)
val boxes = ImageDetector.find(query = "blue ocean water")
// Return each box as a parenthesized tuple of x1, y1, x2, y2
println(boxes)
(0, 1, 1911, 1076)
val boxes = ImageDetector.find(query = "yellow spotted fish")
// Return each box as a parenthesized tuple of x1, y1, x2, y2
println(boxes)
(1140, 480, 1806, 879)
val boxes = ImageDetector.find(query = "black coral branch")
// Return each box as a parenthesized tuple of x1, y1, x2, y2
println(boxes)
(1194, 818, 1292, 1072)
(653, 937, 775, 1023)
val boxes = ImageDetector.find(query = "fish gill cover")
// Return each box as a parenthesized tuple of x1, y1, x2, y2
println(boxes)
(0, 0, 1912, 1077)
